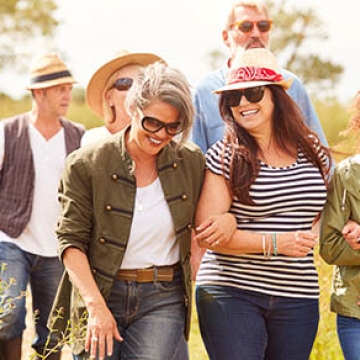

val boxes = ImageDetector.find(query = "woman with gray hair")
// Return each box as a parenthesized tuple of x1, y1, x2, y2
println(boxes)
(51, 62, 205, 359)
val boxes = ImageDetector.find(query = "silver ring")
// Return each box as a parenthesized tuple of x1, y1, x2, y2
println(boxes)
(215, 240, 220, 245)
(91, 337, 99, 342)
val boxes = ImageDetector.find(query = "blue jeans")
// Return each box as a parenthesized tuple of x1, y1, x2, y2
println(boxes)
(74, 270, 186, 360)
(337, 314, 360, 360)
(196, 285, 319, 360)
(0, 242, 63, 352)
(174, 336, 189, 360)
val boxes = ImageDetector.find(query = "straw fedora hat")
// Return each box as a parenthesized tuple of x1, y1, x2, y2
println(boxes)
(214, 48, 292, 93)
(86, 50, 165, 118)
(26, 53, 76, 90)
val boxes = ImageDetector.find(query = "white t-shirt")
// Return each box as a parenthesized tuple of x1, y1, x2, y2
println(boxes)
(80, 126, 111, 147)
(0, 121, 66, 257)
(121, 178, 180, 269)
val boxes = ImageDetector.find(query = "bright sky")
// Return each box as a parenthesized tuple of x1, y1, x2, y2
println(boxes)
(1, 0, 359, 103)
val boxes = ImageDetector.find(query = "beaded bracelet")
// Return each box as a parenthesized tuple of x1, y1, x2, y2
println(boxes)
(272, 233, 278, 256)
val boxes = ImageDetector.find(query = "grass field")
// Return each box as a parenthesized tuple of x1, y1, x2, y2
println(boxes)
(22, 249, 344, 360)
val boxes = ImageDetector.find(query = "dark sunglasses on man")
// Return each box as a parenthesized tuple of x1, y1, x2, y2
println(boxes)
(230, 20, 272, 33)
(223, 86, 265, 107)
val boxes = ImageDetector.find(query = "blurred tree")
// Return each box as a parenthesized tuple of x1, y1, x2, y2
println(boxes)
(0, 0, 58, 71)
(207, 0, 343, 96)
(268, 0, 343, 96)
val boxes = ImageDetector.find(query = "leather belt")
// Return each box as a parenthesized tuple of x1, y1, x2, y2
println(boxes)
(117, 262, 181, 282)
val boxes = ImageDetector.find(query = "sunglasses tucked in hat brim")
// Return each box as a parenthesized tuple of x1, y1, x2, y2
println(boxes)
(86, 51, 165, 118)
(213, 48, 293, 94)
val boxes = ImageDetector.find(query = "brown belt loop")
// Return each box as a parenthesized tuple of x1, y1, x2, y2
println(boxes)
(154, 266, 158, 285)
(117, 262, 181, 283)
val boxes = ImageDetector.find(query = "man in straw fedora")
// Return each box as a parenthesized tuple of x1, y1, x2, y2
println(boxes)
(0, 52, 84, 359)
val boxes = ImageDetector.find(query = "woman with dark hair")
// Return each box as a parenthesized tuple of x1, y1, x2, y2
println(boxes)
(194, 48, 332, 360)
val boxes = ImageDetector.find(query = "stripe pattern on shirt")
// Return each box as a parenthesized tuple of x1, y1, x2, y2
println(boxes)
(196, 140, 327, 299)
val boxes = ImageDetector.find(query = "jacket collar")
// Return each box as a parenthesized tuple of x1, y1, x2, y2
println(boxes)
(337, 155, 360, 200)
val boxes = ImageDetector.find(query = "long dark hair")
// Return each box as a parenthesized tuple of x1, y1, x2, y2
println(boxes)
(219, 85, 332, 205)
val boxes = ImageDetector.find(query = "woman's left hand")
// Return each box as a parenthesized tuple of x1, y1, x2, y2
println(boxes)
(195, 213, 237, 249)
(85, 302, 123, 359)
(342, 220, 360, 250)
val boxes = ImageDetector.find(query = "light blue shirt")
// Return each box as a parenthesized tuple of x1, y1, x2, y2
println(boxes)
(191, 63, 328, 153)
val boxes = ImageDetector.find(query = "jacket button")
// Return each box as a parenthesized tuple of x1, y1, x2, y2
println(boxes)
(92, 269, 97, 275)
(99, 238, 106, 244)
(181, 194, 188, 201)
(172, 162, 178, 169)
(111, 174, 118, 181)
(105, 205, 112, 211)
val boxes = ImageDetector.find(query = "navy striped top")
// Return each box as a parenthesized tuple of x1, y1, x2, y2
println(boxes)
(196, 139, 327, 299)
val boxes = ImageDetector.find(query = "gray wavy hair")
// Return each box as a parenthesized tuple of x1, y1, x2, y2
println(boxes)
(125, 61, 194, 145)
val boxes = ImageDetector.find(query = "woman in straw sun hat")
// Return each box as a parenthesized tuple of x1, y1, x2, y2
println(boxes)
(193, 47, 332, 360)
(51, 61, 205, 359)
(81, 49, 164, 146)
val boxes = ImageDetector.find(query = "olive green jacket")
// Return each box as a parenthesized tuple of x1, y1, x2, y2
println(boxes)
(320, 154, 360, 320)
(51, 128, 205, 354)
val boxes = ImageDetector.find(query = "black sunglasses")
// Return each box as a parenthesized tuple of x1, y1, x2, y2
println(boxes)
(141, 116, 183, 136)
(112, 77, 133, 91)
(230, 20, 272, 33)
(223, 86, 265, 107)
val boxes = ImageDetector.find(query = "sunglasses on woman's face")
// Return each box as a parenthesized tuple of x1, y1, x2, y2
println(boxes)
(223, 86, 265, 107)
(138, 109, 183, 136)
(112, 77, 133, 91)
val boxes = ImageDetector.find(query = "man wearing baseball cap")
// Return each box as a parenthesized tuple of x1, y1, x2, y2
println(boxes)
(0, 52, 84, 359)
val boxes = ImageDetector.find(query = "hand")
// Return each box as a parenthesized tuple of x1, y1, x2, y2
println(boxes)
(278, 231, 318, 257)
(195, 213, 236, 249)
(85, 303, 123, 360)
(342, 220, 360, 250)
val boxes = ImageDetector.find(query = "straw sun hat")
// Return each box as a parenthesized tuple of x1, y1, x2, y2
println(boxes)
(86, 50, 164, 118)
(26, 53, 76, 90)
(214, 48, 293, 93)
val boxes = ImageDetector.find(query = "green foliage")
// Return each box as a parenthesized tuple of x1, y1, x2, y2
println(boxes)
(67, 87, 103, 130)
(0, 0, 58, 71)
(0, 263, 27, 322)
(268, 0, 343, 94)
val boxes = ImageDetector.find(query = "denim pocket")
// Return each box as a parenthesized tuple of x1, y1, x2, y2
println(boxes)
(157, 270, 185, 291)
